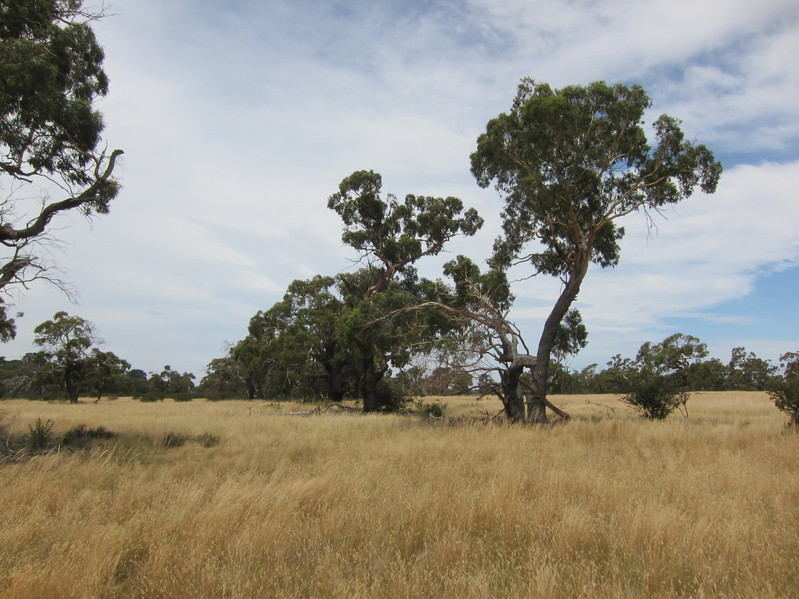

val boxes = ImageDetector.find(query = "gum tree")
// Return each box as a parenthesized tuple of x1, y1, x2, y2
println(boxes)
(33, 311, 100, 403)
(328, 170, 483, 411)
(471, 79, 722, 421)
(0, 0, 122, 337)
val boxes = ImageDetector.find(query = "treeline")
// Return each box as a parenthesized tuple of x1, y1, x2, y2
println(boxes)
(200, 328, 796, 401)
(0, 312, 195, 402)
(549, 334, 795, 395)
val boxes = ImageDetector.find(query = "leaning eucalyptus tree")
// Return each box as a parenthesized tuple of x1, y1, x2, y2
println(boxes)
(471, 79, 722, 421)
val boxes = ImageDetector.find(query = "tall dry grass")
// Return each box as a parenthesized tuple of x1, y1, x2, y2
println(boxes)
(0, 392, 796, 598)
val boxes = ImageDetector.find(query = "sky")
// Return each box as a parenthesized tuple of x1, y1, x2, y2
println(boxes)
(2, 0, 798, 378)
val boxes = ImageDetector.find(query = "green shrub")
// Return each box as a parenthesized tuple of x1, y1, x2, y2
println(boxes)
(416, 400, 445, 418)
(26, 418, 54, 450)
(138, 391, 164, 403)
(61, 424, 115, 447)
(766, 377, 799, 428)
(171, 392, 193, 402)
(621, 373, 689, 420)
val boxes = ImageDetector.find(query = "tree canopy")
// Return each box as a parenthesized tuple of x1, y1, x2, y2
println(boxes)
(0, 0, 122, 336)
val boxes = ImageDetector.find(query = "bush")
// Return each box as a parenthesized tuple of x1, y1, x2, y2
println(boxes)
(766, 378, 799, 428)
(621, 373, 689, 420)
(162, 432, 188, 448)
(416, 400, 445, 419)
(26, 418, 54, 451)
(196, 433, 221, 447)
(61, 425, 116, 447)
(171, 392, 194, 402)
(374, 379, 408, 412)
(138, 391, 164, 403)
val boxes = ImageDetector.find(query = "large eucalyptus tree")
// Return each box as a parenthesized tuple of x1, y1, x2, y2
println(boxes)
(471, 79, 722, 421)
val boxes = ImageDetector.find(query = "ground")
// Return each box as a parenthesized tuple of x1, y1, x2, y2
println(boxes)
(0, 392, 796, 598)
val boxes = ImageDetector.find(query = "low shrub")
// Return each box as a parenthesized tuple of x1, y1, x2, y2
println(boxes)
(416, 400, 445, 419)
(620, 373, 689, 420)
(196, 432, 221, 447)
(162, 432, 188, 448)
(171, 393, 194, 403)
(61, 425, 116, 447)
(138, 392, 164, 403)
(26, 418, 54, 451)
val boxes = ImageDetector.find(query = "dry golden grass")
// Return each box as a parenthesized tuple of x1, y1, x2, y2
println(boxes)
(0, 392, 797, 598)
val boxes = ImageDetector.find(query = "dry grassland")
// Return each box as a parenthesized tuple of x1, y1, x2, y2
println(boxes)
(0, 392, 797, 598)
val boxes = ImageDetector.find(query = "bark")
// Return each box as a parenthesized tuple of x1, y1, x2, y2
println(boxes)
(531, 260, 589, 422)
(359, 350, 388, 412)
(64, 367, 80, 404)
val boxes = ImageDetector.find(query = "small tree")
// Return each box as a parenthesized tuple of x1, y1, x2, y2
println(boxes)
(33, 311, 100, 402)
(85, 349, 130, 400)
(767, 352, 799, 427)
(621, 371, 690, 420)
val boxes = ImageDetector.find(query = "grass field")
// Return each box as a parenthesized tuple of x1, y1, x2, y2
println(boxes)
(0, 393, 797, 598)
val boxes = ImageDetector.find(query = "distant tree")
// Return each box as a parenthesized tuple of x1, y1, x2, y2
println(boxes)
(33, 311, 100, 402)
(84, 349, 129, 400)
(726, 347, 777, 390)
(199, 355, 248, 399)
(0, 1, 123, 335)
(636, 333, 708, 387)
(124, 368, 150, 397)
(617, 334, 709, 418)
(470, 79, 722, 421)
(148, 365, 195, 400)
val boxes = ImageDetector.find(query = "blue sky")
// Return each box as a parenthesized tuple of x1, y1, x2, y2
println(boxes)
(2, 0, 798, 377)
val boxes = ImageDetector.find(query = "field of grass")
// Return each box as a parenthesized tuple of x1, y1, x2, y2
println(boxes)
(0, 392, 797, 598)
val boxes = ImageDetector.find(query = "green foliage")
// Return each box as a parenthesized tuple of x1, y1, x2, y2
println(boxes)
(416, 400, 445, 418)
(33, 311, 100, 402)
(148, 366, 195, 400)
(85, 349, 130, 400)
(0, 1, 122, 334)
(472, 79, 722, 275)
(26, 417, 54, 451)
(138, 391, 164, 403)
(767, 352, 799, 427)
(60, 424, 115, 448)
(621, 373, 690, 420)
(767, 379, 799, 427)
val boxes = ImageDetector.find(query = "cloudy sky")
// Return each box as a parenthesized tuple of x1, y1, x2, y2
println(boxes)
(3, 0, 798, 378)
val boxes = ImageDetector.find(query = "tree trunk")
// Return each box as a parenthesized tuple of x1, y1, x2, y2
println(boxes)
(361, 366, 382, 412)
(531, 262, 588, 421)
(65, 370, 79, 404)
(500, 363, 526, 421)
(526, 395, 548, 423)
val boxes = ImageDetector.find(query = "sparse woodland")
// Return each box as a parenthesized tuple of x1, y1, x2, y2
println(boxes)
(1, 3, 798, 598)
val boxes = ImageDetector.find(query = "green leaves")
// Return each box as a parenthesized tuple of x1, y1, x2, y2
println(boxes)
(328, 170, 483, 295)
(471, 78, 722, 276)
